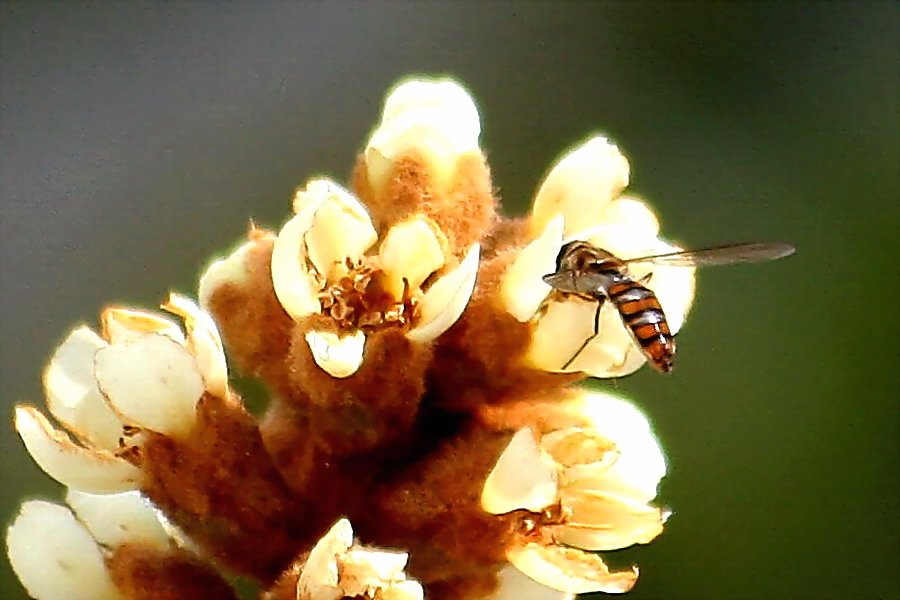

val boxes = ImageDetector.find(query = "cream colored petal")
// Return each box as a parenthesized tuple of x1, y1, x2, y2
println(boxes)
(529, 136, 630, 238)
(540, 428, 618, 475)
(66, 490, 172, 552)
(482, 428, 558, 515)
(380, 78, 481, 133)
(43, 327, 124, 452)
(198, 236, 263, 310)
(525, 297, 600, 373)
(305, 330, 366, 379)
(378, 216, 446, 300)
(297, 518, 354, 600)
(94, 334, 205, 438)
(492, 566, 571, 600)
(367, 78, 481, 194)
(507, 542, 638, 595)
(340, 548, 411, 597)
(161, 293, 229, 399)
(271, 206, 324, 320)
(14, 406, 142, 494)
(303, 179, 377, 281)
(564, 303, 640, 377)
(558, 392, 666, 503)
(555, 489, 665, 551)
(6, 500, 122, 600)
(406, 243, 480, 343)
(501, 216, 564, 322)
(100, 308, 185, 345)
(595, 196, 660, 237)
(380, 580, 425, 600)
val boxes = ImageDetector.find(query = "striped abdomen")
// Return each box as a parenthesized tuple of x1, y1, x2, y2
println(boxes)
(607, 279, 676, 373)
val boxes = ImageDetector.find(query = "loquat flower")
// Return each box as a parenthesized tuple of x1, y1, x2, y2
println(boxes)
(6, 490, 234, 600)
(481, 391, 668, 595)
(14, 294, 229, 494)
(263, 518, 423, 600)
(269, 177, 480, 378)
(499, 136, 696, 378)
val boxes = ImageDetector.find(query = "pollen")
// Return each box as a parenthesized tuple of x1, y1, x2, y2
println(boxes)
(317, 257, 417, 331)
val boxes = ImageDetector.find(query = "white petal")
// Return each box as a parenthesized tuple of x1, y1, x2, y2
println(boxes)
(43, 327, 124, 452)
(340, 549, 410, 597)
(198, 236, 260, 310)
(94, 334, 205, 437)
(366, 78, 481, 193)
(559, 392, 666, 503)
(482, 428, 558, 514)
(305, 329, 366, 378)
(297, 518, 354, 600)
(525, 297, 601, 373)
(161, 293, 229, 399)
(6, 501, 122, 600)
(507, 543, 638, 595)
(595, 196, 660, 237)
(100, 308, 185, 345)
(491, 566, 570, 600)
(303, 180, 378, 281)
(554, 489, 665, 551)
(66, 490, 172, 552)
(530, 137, 630, 238)
(271, 206, 325, 320)
(406, 243, 480, 343)
(564, 304, 640, 377)
(15, 406, 142, 494)
(540, 428, 618, 474)
(501, 217, 564, 322)
(378, 217, 446, 300)
(381, 78, 481, 136)
(380, 580, 425, 600)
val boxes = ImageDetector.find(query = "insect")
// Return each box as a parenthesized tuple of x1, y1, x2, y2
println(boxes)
(542, 241, 795, 373)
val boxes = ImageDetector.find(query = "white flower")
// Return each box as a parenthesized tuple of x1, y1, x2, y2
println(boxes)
(297, 519, 423, 600)
(481, 391, 667, 595)
(499, 136, 696, 377)
(271, 178, 480, 378)
(14, 295, 228, 493)
(365, 77, 481, 195)
(6, 490, 181, 600)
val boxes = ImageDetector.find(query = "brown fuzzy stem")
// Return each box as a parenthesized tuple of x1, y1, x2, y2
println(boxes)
(138, 393, 313, 581)
(361, 424, 519, 585)
(107, 543, 238, 600)
(205, 231, 296, 400)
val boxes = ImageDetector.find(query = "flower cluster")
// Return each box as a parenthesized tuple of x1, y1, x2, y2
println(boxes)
(8, 77, 696, 599)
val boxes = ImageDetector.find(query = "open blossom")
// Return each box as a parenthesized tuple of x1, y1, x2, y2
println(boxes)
(8, 76, 702, 600)
(291, 519, 423, 600)
(481, 391, 667, 595)
(269, 177, 480, 378)
(14, 294, 228, 494)
(499, 137, 696, 378)
(7, 490, 235, 600)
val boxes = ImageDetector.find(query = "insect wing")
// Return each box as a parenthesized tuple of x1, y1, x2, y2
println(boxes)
(623, 242, 795, 268)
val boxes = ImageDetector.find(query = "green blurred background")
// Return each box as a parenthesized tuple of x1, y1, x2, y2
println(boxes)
(1, 2, 897, 599)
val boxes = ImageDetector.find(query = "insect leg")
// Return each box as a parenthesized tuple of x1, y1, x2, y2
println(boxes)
(562, 298, 604, 370)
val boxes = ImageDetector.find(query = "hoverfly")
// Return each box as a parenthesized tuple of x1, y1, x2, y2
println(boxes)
(542, 241, 795, 373)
